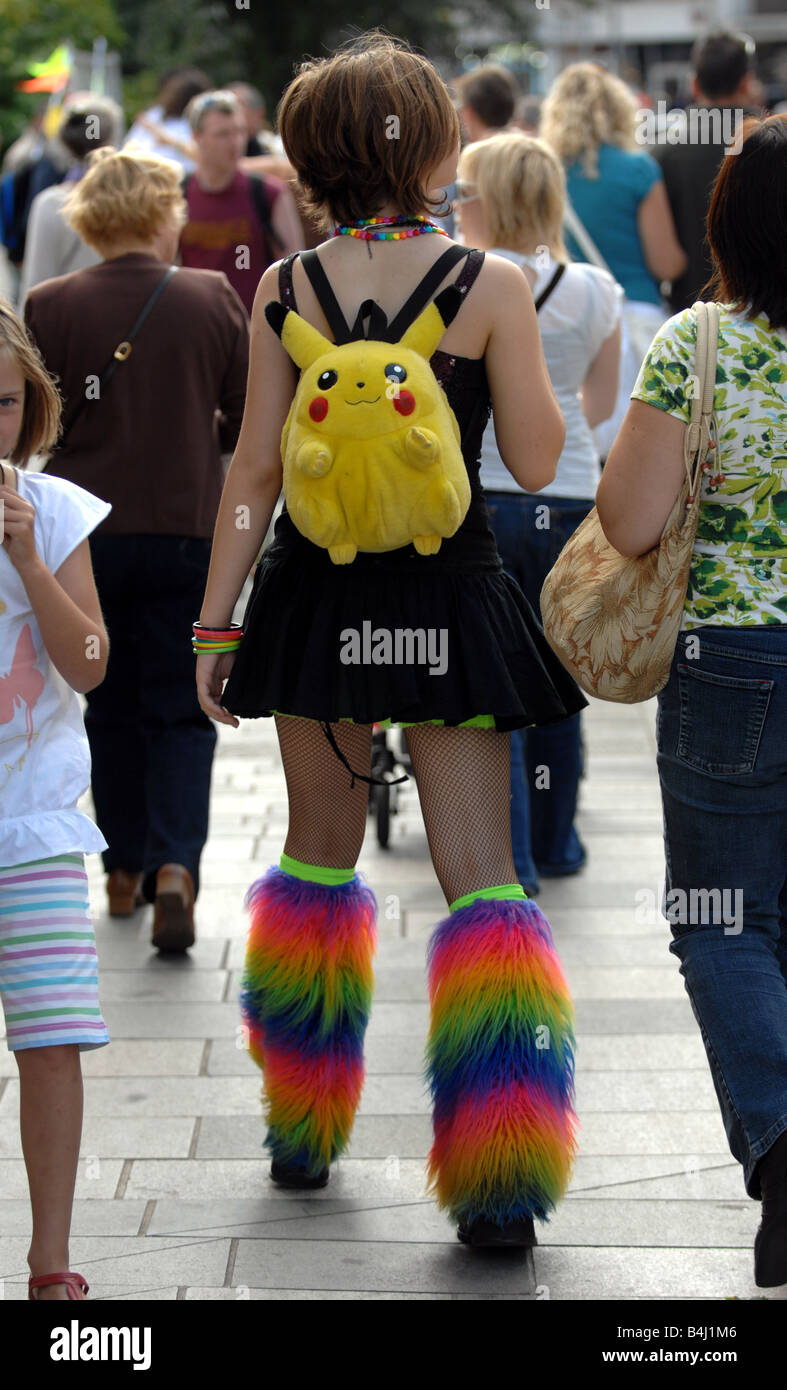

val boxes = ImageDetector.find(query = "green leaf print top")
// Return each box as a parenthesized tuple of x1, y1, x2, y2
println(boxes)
(632, 304, 787, 629)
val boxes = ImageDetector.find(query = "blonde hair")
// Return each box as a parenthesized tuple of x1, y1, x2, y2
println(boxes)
(540, 63, 638, 176)
(0, 299, 61, 465)
(63, 147, 187, 255)
(458, 133, 569, 259)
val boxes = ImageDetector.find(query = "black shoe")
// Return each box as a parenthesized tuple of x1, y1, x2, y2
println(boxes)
(457, 1215, 538, 1248)
(270, 1157, 330, 1190)
(754, 1131, 787, 1287)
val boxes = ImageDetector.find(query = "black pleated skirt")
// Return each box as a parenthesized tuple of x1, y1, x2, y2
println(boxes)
(221, 522, 588, 730)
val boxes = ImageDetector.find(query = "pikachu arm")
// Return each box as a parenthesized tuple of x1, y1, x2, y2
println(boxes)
(403, 424, 441, 470)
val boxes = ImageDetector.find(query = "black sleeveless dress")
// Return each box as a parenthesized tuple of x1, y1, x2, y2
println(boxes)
(221, 246, 587, 731)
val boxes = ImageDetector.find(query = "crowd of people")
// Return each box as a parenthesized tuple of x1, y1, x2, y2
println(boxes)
(0, 25, 785, 1301)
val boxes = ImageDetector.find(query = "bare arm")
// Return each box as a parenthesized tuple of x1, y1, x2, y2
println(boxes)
(1, 487, 108, 692)
(241, 153, 295, 182)
(196, 261, 294, 724)
(581, 321, 622, 428)
(484, 257, 565, 491)
(271, 185, 304, 255)
(595, 399, 687, 555)
(637, 180, 688, 284)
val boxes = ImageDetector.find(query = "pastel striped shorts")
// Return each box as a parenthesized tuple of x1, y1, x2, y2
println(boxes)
(0, 853, 110, 1052)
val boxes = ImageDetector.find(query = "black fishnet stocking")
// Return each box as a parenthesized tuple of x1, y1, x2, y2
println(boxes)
(404, 724, 518, 907)
(275, 716, 372, 869)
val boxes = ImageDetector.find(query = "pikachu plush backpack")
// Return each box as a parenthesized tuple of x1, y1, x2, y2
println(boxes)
(265, 246, 474, 565)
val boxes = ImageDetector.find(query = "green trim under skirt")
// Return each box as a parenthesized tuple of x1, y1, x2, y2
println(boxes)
(272, 710, 496, 730)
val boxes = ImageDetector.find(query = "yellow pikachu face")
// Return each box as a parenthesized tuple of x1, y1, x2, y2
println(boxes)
(268, 297, 455, 444)
(292, 342, 442, 442)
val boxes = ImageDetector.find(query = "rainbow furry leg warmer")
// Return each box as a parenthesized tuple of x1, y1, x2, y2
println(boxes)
(425, 885, 578, 1226)
(240, 854, 377, 1176)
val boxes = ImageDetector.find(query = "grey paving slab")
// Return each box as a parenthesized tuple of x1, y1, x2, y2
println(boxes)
(80, 1040, 205, 1077)
(559, 966, 685, 1001)
(573, 1000, 694, 1034)
(123, 1158, 431, 1203)
(232, 1237, 537, 1295)
(575, 1111, 730, 1155)
(96, 969, 228, 1004)
(196, 1113, 434, 1159)
(520, 1246, 787, 1301)
(92, 934, 226, 971)
(568, 1160, 744, 1202)
(100, 1002, 239, 1039)
(74, 1077, 258, 1118)
(0, 1116, 193, 1159)
(570, 1035, 707, 1072)
(574, 1070, 719, 1113)
(0, 1158, 124, 1200)
(0, 1236, 230, 1291)
(544, 1198, 757, 1248)
(0, 1200, 146, 1236)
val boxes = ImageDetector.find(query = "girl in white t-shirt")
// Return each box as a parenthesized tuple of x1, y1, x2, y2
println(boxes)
(455, 133, 621, 893)
(0, 301, 111, 1300)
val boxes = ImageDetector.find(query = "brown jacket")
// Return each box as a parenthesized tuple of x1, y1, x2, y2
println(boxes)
(25, 253, 249, 537)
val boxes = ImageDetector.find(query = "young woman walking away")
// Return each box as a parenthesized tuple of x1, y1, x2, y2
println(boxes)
(195, 32, 585, 1248)
(0, 302, 112, 1298)
(597, 115, 787, 1288)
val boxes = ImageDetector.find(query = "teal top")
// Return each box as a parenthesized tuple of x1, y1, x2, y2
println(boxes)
(565, 144, 663, 306)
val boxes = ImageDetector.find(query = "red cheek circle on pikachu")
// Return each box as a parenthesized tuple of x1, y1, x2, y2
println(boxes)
(309, 396, 329, 422)
(393, 390, 416, 416)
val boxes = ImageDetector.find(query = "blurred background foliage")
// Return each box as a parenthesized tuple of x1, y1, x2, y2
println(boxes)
(0, 0, 531, 148)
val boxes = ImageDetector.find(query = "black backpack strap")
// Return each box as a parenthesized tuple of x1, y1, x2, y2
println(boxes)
(385, 244, 471, 341)
(300, 248, 353, 343)
(247, 173, 284, 261)
(534, 262, 567, 312)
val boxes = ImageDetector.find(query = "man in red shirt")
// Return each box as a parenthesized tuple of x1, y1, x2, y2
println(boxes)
(179, 90, 302, 314)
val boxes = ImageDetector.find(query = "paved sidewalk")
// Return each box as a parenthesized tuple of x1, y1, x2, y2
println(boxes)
(1, 697, 783, 1301)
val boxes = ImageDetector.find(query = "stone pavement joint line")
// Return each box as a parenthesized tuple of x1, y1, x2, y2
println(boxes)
(0, 698, 777, 1300)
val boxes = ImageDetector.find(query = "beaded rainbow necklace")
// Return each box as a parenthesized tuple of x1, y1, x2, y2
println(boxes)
(333, 214, 449, 242)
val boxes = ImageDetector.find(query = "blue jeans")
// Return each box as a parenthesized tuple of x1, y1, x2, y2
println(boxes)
(485, 492, 592, 886)
(84, 534, 217, 901)
(656, 625, 787, 1198)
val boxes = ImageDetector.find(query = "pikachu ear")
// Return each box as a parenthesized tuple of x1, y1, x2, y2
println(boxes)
(398, 285, 462, 359)
(264, 302, 333, 370)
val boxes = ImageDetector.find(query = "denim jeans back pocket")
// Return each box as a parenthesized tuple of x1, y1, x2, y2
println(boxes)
(677, 663, 774, 776)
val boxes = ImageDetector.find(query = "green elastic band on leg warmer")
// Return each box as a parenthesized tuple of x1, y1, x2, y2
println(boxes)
(449, 883, 527, 913)
(279, 853, 356, 886)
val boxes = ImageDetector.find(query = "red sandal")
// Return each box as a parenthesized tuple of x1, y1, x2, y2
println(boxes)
(29, 1272, 89, 1300)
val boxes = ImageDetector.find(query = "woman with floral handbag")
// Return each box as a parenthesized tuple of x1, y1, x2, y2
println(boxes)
(554, 115, 787, 1287)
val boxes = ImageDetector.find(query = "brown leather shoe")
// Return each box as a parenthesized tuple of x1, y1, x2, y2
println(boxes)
(107, 869, 145, 917)
(152, 864, 195, 952)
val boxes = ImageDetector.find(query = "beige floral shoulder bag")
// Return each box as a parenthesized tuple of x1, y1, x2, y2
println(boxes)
(540, 300, 720, 703)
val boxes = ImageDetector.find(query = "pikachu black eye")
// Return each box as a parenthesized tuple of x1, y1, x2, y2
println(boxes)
(384, 363, 407, 384)
(317, 369, 338, 389)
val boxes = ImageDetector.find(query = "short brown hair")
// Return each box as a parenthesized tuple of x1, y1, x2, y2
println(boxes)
(453, 64, 518, 130)
(0, 299, 61, 465)
(63, 147, 187, 256)
(705, 114, 787, 329)
(277, 31, 460, 231)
